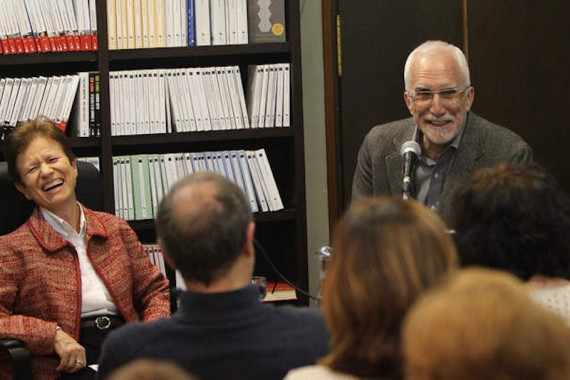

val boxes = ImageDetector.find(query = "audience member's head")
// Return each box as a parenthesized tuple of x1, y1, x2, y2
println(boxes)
(155, 172, 254, 287)
(452, 162, 570, 280)
(108, 359, 199, 380)
(320, 197, 457, 378)
(403, 268, 570, 380)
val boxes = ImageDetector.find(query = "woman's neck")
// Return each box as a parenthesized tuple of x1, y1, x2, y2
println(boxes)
(54, 201, 81, 233)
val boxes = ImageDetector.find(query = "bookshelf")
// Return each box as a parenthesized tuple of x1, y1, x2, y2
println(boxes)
(0, 0, 308, 304)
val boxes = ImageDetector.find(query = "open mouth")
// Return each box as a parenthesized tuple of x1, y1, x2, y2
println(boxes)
(43, 179, 64, 192)
(427, 119, 452, 126)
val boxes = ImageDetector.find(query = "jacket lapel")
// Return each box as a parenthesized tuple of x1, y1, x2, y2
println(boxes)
(439, 113, 484, 216)
(386, 124, 416, 197)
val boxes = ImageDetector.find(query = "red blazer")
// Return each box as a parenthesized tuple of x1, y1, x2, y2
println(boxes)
(0, 205, 170, 379)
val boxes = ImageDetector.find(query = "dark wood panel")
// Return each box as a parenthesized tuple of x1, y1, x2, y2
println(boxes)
(336, 0, 463, 211)
(467, 1, 570, 190)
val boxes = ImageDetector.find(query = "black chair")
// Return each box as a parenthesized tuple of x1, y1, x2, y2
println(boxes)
(0, 160, 103, 380)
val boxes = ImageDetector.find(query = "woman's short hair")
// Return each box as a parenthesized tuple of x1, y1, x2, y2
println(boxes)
(403, 268, 570, 380)
(320, 197, 457, 378)
(452, 162, 570, 280)
(3, 117, 75, 184)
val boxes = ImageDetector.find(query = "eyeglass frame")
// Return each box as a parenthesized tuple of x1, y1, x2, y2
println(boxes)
(407, 86, 471, 103)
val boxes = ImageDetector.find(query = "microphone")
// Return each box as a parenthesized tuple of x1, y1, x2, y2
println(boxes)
(400, 141, 421, 200)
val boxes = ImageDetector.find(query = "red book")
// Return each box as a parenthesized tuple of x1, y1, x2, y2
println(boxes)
(38, 34, 51, 53)
(23, 36, 37, 53)
(13, 36, 25, 54)
(80, 34, 90, 51)
(59, 35, 69, 52)
(7, 37, 17, 54)
(0, 38, 10, 54)
(48, 35, 59, 52)
(65, 34, 76, 51)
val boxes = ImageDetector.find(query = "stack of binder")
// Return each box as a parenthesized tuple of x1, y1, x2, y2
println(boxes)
(0, 74, 80, 134)
(113, 148, 283, 221)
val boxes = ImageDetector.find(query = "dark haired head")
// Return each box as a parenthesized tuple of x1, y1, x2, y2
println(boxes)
(452, 162, 570, 280)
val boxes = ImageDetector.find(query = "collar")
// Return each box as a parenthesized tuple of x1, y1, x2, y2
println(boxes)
(175, 285, 266, 324)
(41, 203, 87, 240)
(26, 204, 110, 252)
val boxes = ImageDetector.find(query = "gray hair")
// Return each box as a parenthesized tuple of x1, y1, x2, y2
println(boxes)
(404, 40, 471, 91)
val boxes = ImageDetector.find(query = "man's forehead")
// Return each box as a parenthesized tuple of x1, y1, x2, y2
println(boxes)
(409, 58, 463, 89)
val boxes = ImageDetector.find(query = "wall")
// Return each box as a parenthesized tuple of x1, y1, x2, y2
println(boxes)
(299, 0, 329, 304)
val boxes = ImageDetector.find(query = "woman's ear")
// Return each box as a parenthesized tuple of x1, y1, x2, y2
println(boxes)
(15, 182, 32, 200)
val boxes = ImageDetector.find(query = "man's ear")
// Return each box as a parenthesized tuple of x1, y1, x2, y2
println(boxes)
(465, 86, 475, 111)
(243, 222, 256, 258)
(14, 182, 31, 200)
(157, 238, 177, 270)
(404, 91, 414, 115)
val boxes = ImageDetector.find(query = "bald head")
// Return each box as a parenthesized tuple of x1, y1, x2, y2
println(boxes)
(155, 172, 253, 286)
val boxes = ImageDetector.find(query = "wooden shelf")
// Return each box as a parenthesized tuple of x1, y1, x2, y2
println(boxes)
(128, 209, 298, 231)
(108, 43, 291, 61)
(109, 128, 293, 147)
(0, 52, 98, 67)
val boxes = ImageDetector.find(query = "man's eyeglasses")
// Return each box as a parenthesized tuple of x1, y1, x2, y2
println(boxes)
(408, 87, 470, 103)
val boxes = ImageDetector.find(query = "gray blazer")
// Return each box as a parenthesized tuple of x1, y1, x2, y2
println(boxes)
(352, 112, 533, 227)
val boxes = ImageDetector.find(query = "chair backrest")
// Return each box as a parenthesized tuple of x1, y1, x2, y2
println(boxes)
(0, 160, 104, 235)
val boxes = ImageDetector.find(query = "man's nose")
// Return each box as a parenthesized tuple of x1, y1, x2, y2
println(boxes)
(429, 94, 446, 115)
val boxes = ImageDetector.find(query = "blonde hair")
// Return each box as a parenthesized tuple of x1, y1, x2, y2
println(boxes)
(108, 359, 198, 380)
(403, 268, 570, 380)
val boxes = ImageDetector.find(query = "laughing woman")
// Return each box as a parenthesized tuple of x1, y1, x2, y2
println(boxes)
(0, 118, 170, 380)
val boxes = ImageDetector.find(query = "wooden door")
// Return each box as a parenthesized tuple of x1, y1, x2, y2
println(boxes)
(467, 0, 570, 189)
(331, 0, 463, 213)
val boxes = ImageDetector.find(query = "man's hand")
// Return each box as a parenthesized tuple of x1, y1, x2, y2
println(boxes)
(54, 329, 87, 373)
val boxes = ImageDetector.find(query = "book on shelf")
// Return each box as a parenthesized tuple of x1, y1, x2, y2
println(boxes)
(187, 0, 195, 46)
(245, 150, 269, 212)
(104, 0, 265, 49)
(209, 0, 226, 45)
(130, 154, 153, 220)
(0, 0, 97, 54)
(282, 63, 290, 126)
(194, 0, 210, 46)
(251, 148, 283, 211)
(71, 72, 91, 136)
(264, 64, 278, 128)
(77, 156, 101, 171)
(113, 158, 122, 217)
(124, 156, 135, 220)
(264, 281, 297, 302)
(143, 244, 167, 278)
(0, 74, 80, 132)
(246, 63, 290, 129)
(106, 64, 293, 136)
(247, 0, 286, 43)
(112, 148, 282, 220)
